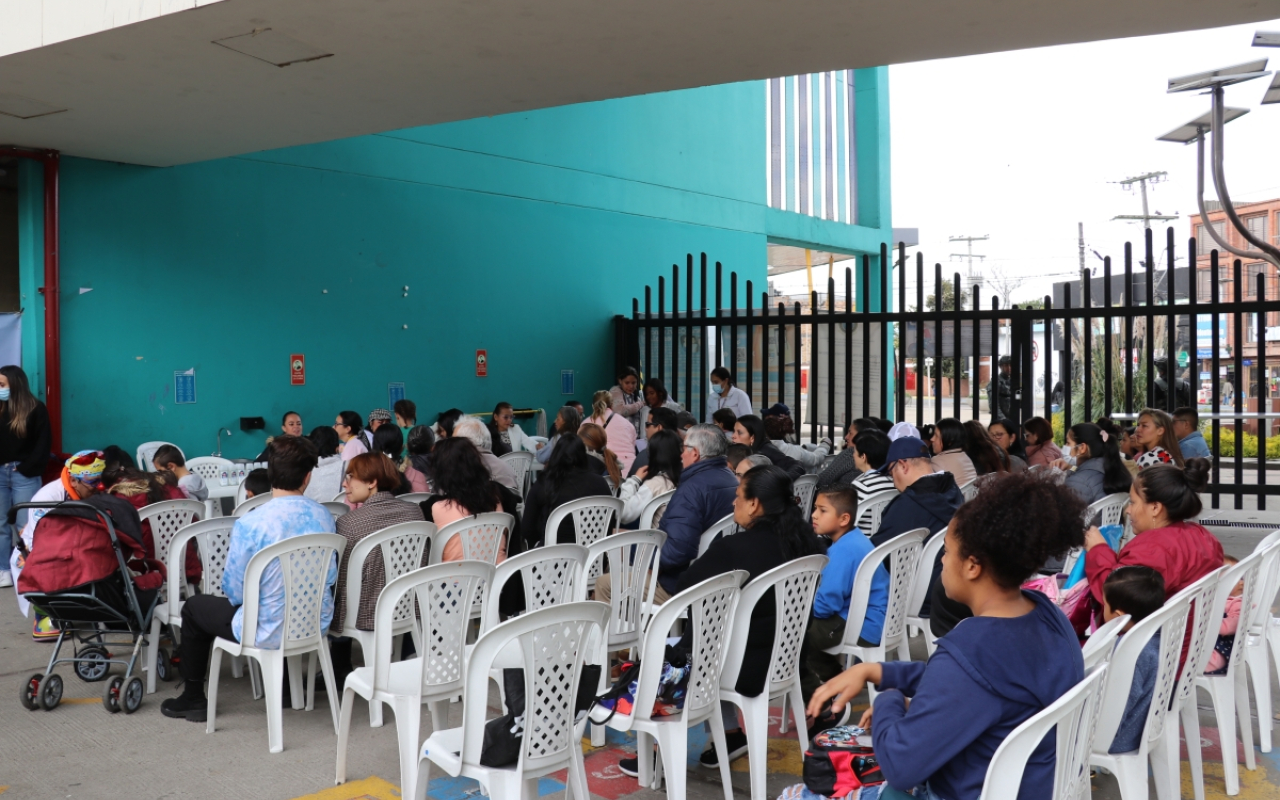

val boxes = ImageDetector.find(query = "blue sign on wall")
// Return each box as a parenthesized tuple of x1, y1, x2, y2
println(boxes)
(174, 370, 197, 404)
(388, 382, 405, 409)
(561, 370, 574, 395)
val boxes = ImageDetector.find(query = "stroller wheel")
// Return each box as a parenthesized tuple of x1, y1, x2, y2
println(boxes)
(38, 673, 63, 710)
(103, 676, 123, 713)
(75, 647, 111, 682)
(20, 673, 42, 710)
(122, 677, 144, 714)
(156, 646, 174, 682)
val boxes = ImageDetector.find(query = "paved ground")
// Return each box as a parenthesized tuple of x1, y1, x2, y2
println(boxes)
(0, 507, 1277, 800)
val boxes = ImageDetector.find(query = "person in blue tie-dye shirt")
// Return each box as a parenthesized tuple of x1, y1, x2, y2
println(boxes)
(162, 436, 337, 723)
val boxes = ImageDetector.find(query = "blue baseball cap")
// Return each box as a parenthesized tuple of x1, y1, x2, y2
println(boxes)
(877, 436, 932, 472)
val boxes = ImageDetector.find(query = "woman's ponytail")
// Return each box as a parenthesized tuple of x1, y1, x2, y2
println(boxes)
(739, 465, 823, 560)
(1135, 458, 1211, 522)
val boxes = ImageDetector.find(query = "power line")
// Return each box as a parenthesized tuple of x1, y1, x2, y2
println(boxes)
(948, 234, 989, 295)
(1112, 171, 1178, 230)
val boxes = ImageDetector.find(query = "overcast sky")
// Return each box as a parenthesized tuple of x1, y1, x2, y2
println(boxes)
(771, 19, 1280, 306)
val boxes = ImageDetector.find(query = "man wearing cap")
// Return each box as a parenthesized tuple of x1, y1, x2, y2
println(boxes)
(869, 437, 968, 637)
(986, 356, 1012, 423)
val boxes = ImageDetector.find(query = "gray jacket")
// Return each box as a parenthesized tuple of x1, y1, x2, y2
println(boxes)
(1064, 457, 1106, 506)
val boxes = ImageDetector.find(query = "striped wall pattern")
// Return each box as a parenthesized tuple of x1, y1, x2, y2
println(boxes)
(766, 71, 858, 224)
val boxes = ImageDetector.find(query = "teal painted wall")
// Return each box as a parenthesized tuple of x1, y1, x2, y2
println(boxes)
(52, 81, 777, 458)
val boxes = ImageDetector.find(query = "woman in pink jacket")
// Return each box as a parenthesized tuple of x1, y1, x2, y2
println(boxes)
(582, 389, 637, 474)
(1023, 416, 1063, 467)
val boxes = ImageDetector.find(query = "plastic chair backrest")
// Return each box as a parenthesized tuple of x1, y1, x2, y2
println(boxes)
(584, 529, 666, 643)
(1251, 533, 1280, 630)
(844, 528, 927, 648)
(632, 571, 746, 723)
(186, 456, 234, 484)
(136, 441, 183, 471)
(1085, 493, 1129, 528)
(959, 479, 979, 503)
(238, 532, 344, 649)
(905, 528, 947, 623)
(332, 491, 347, 503)
(399, 492, 432, 505)
(858, 492, 898, 536)
(1171, 566, 1227, 709)
(1080, 614, 1129, 671)
(979, 666, 1109, 800)
(367, 561, 493, 694)
(484, 544, 587, 632)
(457, 602, 610, 775)
(605, 476, 619, 497)
(430, 512, 514, 564)
(341, 520, 435, 632)
(697, 513, 739, 557)
(322, 501, 349, 520)
(164, 517, 238, 610)
(235, 480, 250, 507)
(1093, 569, 1215, 752)
(1207, 551, 1265, 678)
(138, 499, 205, 566)
(544, 496, 623, 583)
(499, 451, 535, 496)
(233, 493, 272, 516)
(793, 474, 819, 517)
(721, 555, 827, 695)
(639, 489, 676, 530)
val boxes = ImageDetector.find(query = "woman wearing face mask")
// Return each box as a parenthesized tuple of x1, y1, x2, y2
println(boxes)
(706, 366, 754, 424)
(0, 365, 51, 591)
(1061, 422, 1133, 505)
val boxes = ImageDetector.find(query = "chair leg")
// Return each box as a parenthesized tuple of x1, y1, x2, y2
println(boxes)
(306, 652, 318, 711)
(708, 713, 735, 800)
(789, 680, 810, 752)
(249, 658, 263, 700)
(1181, 697, 1206, 800)
(566, 734, 590, 800)
(741, 698, 769, 800)
(287, 654, 305, 711)
(335, 686, 356, 785)
(1152, 720, 1182, 800)
(778, 692, 789, 734)
(231, 653, 244, 679)
(413, 751, 431, 800)
(1110, 756, 1150, 800)
(146, 612, 161, 695)
(636, 730, 655, 790)
(1245, 638, 1273, 753)
(261, 655, 286, 754)
(315, 643, 341, 733)
(1208, 678, 1242, 796)
(654, 724, 687, 799)
(205, 647, 225, 735)
(392, 696, 421, 795)
(1236, 666, 1256, 772)
(426, 698, 449, 732)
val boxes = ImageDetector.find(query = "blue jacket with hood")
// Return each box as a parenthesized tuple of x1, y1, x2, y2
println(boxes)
(872, 589, 1084, 800)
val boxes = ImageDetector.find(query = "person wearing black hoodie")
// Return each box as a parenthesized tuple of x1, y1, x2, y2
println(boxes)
(807, 471, 1085, 800)
(869, 437, 967, 637)
(732, 414, 805, 480)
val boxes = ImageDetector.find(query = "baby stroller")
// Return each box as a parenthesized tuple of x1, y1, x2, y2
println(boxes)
(13, 498, 167, 714)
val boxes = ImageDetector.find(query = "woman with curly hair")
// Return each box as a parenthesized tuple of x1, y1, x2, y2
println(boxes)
(805, 471, 1085, 800)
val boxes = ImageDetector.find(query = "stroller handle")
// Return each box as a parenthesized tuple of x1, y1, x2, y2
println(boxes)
(8, 500, 111, 527)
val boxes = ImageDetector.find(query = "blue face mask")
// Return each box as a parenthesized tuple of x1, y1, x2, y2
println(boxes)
(712, 383, 724, 396)
(0, 388, 10, 402)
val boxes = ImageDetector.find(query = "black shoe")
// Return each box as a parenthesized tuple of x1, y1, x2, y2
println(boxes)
(618, 756, 639, 777)
(161, 695, 207, 722)
(700, 730, 749, 768)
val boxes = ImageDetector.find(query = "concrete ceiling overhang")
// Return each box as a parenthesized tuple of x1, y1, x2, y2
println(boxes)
(2, 0, 1279, 167)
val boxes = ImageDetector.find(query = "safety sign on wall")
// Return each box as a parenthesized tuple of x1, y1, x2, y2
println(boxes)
(174, 369, 196, 404)
(476, 350, 488, 378)
(291, 353, 306, 385)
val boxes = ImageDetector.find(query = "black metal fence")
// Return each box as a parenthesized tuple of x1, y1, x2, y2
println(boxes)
(614, 231, 1280, 510)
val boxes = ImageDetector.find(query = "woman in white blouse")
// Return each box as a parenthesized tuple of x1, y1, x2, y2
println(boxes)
(616, 430, 682, 525)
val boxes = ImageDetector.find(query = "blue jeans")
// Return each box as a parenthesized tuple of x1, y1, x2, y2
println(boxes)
(0, 463, 43, 566)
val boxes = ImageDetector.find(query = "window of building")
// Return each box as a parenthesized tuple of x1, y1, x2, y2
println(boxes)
(1245, 263, 1268, 297)
(1195, 219, 1227, 253)
(1246, 312, 1258, 342)
(1196, 268, 1213, 301)
(1246, 214, 1268, 244)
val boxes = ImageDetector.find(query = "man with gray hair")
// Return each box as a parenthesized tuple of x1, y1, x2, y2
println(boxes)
(596, 424, 737, 607)
(451, 415, 521, 493)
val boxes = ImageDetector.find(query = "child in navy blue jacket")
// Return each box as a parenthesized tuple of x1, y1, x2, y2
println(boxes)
(803, 471, 1086, 800)
(1102, 566, 1166, 753)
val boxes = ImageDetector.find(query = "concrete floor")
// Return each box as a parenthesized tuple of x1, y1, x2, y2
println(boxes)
(0, 508, 1278, 800)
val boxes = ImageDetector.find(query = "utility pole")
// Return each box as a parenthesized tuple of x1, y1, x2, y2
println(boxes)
(1112, 171, 1178, 229)
(1078, 222, 1086, 273)
(949, 234, 989, 298)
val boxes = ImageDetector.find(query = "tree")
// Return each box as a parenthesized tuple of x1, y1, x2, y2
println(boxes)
(985, 265, 1025, 308)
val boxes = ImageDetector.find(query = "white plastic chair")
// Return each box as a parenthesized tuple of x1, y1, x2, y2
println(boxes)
(583, 529, 666, 746)
(482, 544, 588, 634)
(824, 528, 926, 695)
(605, 476, 620, 497)
(338, 520, 435, 726)
(544, 497, 623, 591)
(136, 441, 183, 471)
(1167, 567, 1230, 800)
(1245, 530, 1280, 754)
(336, 561, 492, 796)
(1081, 614, 1130, 671)
(1085, 492, 1130, 528)
(234, 480, 250, 508)
(499, 450, 535, 497)
(978, 665, 1109, 800)
(1089, 568, 1221, 800)
(206, 532, 345, 754)
(1190, 551, 1268, 797)
(186, 456, 238, 518)
(793, 474, 819, 518)
(958, 479, 979, 503)
(639, 489, 676, 530)
(591, 572, 745, 800)
(903, 527, 947, 658)
(696, 513, 739, 557)
(233, 493, 272, 516)
(332, 491, 347, 502)
(137, 500, 205, 598)
(857, 491, 898, 537)
(399, 492, 432, 505)
(721, 555, 827, 800)
(416, 601, 610, 800)
(145, 517, 238, 694)
(323, 501, 349, 520)
(429, 512, 514, 565)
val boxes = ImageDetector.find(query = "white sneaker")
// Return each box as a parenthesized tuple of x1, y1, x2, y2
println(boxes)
(0, 570, 12, 588)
